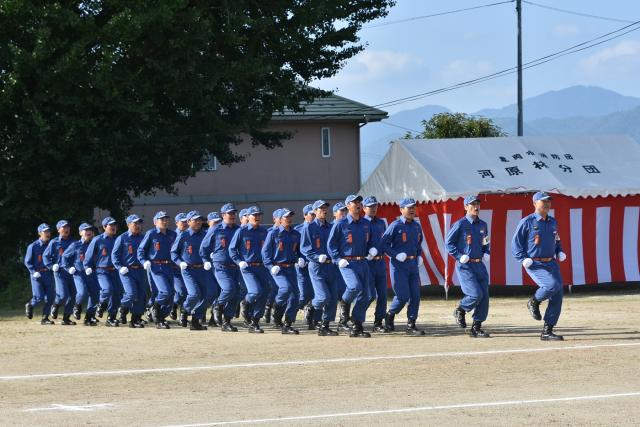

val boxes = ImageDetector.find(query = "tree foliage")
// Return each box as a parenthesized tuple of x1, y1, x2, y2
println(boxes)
(0, 0, 394, 271)
(405, 112, 506, 139)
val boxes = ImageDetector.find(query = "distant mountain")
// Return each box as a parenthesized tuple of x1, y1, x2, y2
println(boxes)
(360, 86, 640, 182)
(475, 85, 640, 121)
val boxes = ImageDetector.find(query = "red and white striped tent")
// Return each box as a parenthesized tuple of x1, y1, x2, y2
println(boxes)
(359, 135, 640, 289)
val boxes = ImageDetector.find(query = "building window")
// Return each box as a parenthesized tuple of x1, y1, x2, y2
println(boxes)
(202, 153, 217, 171)
(321, 127, 331, 158)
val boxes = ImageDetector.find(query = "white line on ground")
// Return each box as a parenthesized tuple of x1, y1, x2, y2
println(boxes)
(159, 391, 640, 427)
(25, 403, 114, 412)
(2, 341, 639, 382)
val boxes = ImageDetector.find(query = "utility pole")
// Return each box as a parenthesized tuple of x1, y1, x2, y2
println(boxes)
(516, 0, 523, 136)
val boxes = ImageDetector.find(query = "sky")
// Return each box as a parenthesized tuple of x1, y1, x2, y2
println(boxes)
(314, 0, 640, 114)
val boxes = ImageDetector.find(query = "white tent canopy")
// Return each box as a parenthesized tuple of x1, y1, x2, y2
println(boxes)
(360, 135, 640, 203)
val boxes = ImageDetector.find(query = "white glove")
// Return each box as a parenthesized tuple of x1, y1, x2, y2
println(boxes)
(483, 253, 490, 262)
(368, 247, 378, 257)
(459, 254, 470, 264)
(143, 260, 151, 270)
(68, 267, 76, 275)
(366, 254, 374, 261)
(179, 262, 188, 270)
(85, 267, 93, 275)
(557, 251, 567, 262)
(271, 265, 281, 275)
(52, 263, 59, 272)
(318, 254, 328, 263)
(204, 261, 212, 271)
(395, 252, 407, 262)
(238, 261, 248, 270)
(338, 258, 349, 268)
(522, 258, 533, 268)
(297, 258, 306, 268)
(32, 272, 41, 279)
(119, 266, 129, 275)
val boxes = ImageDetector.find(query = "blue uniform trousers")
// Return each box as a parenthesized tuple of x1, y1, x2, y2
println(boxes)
(53, 270, 76, 315)
(295, 265, 314, 309)
(338, 260, 370, 323)
(367, 259, 388, 320)
(456, 262, 490, 322)
(96, 269, 123, 316)
(272, 266, 300, 321)
(213, 263, 240, 318)
(73, 273, 99, 316)
(388, 260, 421, 321)
(148, 266, 174, 317)
(181, 267, 211, 319)
(308, 262, 339, 322)
(240, 265, 271, 318)
(526, 261, 564, 326)
(119, 268, 147, 315)
(30, 272, 55, 316)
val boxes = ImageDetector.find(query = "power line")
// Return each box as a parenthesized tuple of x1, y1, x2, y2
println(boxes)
(522, 0, 636, 24)
(313, 19, 640, 117)
(362, 0, 514, 29)
(376, 121, 422, 133)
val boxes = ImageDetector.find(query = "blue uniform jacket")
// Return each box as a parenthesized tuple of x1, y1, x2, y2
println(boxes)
(511, 213, 563, 262)
(446, 215, 490, 261)
(229, 223, 268, 264)
(137, 228, 173, 264)
(61, 239, 91, 273)
(381, 216, 423, 260)
(171, 227, 207, 266)
(24, 239, 49, 274)
(83, 233, 116, 269)
(112, 231, 144, 269)
(43, 236, 73, 269)
(300, 218, 333, 262)
(261, 225, 301, 269)
(327, 214, 373, 262)
(201, 222, 239, 265)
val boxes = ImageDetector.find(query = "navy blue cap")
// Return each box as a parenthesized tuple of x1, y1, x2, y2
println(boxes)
(302, 204, 314, 215)
(101, 217, 117, 227)
(239, 209, 249, 217)
(272, 208, 283, 219)
(175, 213, 187, 223)
(363, 196, 378, 207)
(247, 206, 263, 215)
(463, 195, 480, 205)
(56, 220, 69, 229)
(79, 222, 92, 231)
(37, 223, 50, 233)
(398, 198, 416, 208)
(153, 211, 169, 221)
(279, 208, 294, 219)
(312, 200, 329, 210)
(186, 210, 203, 221)
(207, 212, 221, 222)
(333, 202, 347, 213)
(532, 191, 552, 202)
(126, 214, 142, 224)
(345, 194, 363, 204)
(221, 203, 237, 213)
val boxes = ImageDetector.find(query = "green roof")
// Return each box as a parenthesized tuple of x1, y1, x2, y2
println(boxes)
(271, 93, 387, 123)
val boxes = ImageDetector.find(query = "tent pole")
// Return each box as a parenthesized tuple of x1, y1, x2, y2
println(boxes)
(444, 285, 449, 301)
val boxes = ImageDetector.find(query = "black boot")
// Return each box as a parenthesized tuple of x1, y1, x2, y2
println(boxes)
(25, 302, 34, 319)
(454, 306, 466, 328)
(338, 300, 351, 327)
(541, 323, 563, 341)
(170, 304, 178, 321)
(372, 317, 385, 333)
(61, 313, 77, 326)
(221, 316, 238, 332)
(96, 302, 107, 318)
(318, 320, 338, 336)
(207, 306, 218, 327)
(272, 304, 284, 329)
(40, 315, 54, 325)
(264, 302, 273, 324)
(190, 317, 207, 331)
(469, 321, 490, 338)
(349, 321, 371, 338)
(305, 305, 316, 330)
(384, 311, 395, 332)
(281, 316, 299, 335)
(118, 306, 129, 325)
(50, 303, 60, 319)
(129, 314, 144, 328)
(248, 317, 264, 334)
(406, 319, 425, 336)
(84, 312, 97, 326)
(105, 314, 119, 327)
(73, 304, 82, 320)
(213, 304, 223, 328)
(240, 301, 251, 328)
(527, 297, 542, 321)
(179, 310, 189, 328)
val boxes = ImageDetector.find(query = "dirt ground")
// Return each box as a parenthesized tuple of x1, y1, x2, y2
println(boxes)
(1, 291, 640, 426)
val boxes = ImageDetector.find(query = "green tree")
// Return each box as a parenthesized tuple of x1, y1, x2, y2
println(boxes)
(405, 112, 506, 139)
(0, 0, 394, 289)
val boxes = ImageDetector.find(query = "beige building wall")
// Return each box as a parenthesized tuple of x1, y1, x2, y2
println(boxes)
(123, 121, 364, 225)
